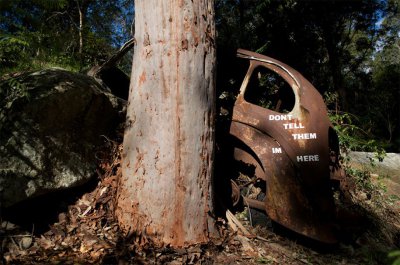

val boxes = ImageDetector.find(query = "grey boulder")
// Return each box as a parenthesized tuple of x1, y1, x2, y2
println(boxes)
(0, 68, 125, 207)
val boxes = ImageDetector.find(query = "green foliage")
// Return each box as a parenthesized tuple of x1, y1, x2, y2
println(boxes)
(335, 115, 385, 155)
(256, 256, 272, 264)
(325, 91, 390, 202)
(2, 77, 28, 99)
(326, 92, 386, 155)
(0, 0, 134, 76)
(0, 76, 29, 110)
(389, 250, 400, 265)
(0, 76, 30, 133)
(346, 167, 387, 197)
(0, 35, 29, 69)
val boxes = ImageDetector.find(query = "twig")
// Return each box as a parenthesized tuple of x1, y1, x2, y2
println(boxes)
(226, 210, 252, 236)
(0, 235, 32, 238)
(244, 196, 253, 227)
(225, 210, 238, 232)
(255, 235, 270, 242)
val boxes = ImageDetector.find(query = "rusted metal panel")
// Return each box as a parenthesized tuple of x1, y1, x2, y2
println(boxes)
(229, 49, 344, 243)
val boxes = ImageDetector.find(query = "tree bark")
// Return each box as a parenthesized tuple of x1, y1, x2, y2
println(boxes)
(116, 0, 216, 247)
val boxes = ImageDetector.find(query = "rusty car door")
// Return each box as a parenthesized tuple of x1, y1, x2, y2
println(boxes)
(229, 49, 339, 243)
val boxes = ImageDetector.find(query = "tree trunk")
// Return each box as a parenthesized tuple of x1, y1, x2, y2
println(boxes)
(76, 0, 84, 55)
(116, 0, 216, 247)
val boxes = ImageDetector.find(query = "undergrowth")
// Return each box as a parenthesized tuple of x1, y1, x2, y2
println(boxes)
(325, 92, 399, 264)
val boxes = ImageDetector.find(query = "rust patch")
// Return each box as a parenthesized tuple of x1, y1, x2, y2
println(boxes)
(133, 148, 144, 174)
(143, 32, 150, 46)
(181, 39, 188, 50)
(159, 59, 169, 98)
(154, 150, 163, 175)
(138, 71, 146, 86)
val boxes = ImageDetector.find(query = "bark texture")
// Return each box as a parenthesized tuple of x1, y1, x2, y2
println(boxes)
(116, 0, 216, 247)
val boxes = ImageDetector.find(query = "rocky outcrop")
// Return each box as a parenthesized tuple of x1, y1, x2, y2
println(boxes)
(0, 68, 125, 207)
(348, 152, 400, 177)
(348, 152, 400, 196)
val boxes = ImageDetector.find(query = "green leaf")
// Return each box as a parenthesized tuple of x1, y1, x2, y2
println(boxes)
(388, 250, 400, 258)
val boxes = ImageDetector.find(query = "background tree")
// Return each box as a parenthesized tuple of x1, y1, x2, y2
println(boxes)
(367, 0, 400, 150)
(115, 0, 216, 247)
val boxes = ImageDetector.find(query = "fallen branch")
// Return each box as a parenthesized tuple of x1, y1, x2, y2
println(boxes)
(88, 38, 135, 78)
(226, 209, 252, 236)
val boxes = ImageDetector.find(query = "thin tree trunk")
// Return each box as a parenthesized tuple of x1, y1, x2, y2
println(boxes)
(76, 0, 84, 55)
(116, 0, 216, 247)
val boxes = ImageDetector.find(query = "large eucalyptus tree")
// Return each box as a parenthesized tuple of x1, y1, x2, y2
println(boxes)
(116, 0, 216, 246)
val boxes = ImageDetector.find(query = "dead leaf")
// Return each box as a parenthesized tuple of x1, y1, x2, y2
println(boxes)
(19, 236, 33, 250)
(37, 236, 55, 250)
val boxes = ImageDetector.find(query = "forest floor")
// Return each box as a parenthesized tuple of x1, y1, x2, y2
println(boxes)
(1, 139, 399, 264)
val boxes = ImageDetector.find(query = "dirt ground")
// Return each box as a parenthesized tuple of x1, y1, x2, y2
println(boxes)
(1, 142, 399, 264)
